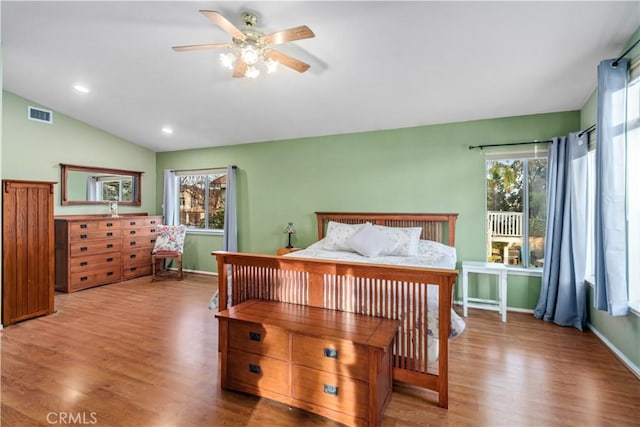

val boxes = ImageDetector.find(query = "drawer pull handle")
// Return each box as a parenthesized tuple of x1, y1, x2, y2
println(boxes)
(80, 234, 88, 239)
(130, 267, 137, 272)
(150, 228, 156, 233)
(248, 364, 261, 374)
(80, 261, 88, 266)
(107, 271, 114, 276)
(107, 258, 114, 262)
(107, 232, 113, 237)
(107, 244, 114, 248)
(130, 221, 136, 225)
(323, 384, 338, 396)
(130, 230, 136, 235)
(80, 276, 88, 281)
(248, 332, 261, 342)
(106, 222, 113, 227)
(80, 224, 88, 229)
(130, 242, 136, 246)
(130, 254, 136, 259)
(80, 247, 88, 252)
(150, 220, 156, 224)
(150, 239, 156, 244)
(323, 348, 338, 359)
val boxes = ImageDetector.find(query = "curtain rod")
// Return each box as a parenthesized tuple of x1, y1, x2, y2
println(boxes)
(469, 123, 597, 151)
(171, 165, 237, 172)
(577, 124, 596, 137)
(613, 38, 640, 67)
(468, 140, 552, 150)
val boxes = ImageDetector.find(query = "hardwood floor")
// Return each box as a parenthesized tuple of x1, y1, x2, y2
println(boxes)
(1, 274, 638, 426)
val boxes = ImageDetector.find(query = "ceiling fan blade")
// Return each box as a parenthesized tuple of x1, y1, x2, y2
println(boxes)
(233, 58, 248, 78)
(199, 10, 246, 41)
(263, 25, 315, 46)
(172, 43, 231, 52)
(264, 49, 310, 73)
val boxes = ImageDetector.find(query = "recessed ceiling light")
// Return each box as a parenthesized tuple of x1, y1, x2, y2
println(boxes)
(162, 127, 174, 135)
(73, 84, 90, 93)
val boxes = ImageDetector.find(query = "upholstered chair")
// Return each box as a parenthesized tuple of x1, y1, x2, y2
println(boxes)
(151, 225, 187, 281)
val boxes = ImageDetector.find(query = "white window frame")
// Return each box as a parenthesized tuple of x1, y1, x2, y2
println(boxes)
(486, 147, 548, 269)
(175, 168, 226, 232)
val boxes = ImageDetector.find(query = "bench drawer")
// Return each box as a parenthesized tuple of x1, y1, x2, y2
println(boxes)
(228, 321, 290, 362)
(292, 334, 368, 381)
(227, 349, 290, 396)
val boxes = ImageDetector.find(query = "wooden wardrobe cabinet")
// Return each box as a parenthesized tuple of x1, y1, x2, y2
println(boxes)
(2, 180, 56, 326)
(54, 215, 162, 293)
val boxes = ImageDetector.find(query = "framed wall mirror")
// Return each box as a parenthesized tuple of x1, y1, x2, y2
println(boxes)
(60, 164, 142, 206)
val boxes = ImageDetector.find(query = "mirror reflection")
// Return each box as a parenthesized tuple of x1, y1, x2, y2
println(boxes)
(61, 164, 142, 206)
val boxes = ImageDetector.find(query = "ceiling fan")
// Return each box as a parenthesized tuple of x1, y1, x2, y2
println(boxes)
(172, 10, 315, 78)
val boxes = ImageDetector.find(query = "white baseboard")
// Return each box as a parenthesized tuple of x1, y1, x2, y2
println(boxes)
(165, 267, 218, 277)
(453, 300, 534, 315)
(588, 322, 640, 379)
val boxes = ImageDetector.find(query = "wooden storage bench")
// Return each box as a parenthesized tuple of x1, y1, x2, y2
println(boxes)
(216, 300, 399, 427)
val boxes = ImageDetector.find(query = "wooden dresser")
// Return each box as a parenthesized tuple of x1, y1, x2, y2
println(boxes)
(2, 180, 56, 326)
(54, 215, 162, 292)
(216, 300, 398, 427)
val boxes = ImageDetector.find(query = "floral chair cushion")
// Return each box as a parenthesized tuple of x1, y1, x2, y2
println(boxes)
(152, 225, 187, 254)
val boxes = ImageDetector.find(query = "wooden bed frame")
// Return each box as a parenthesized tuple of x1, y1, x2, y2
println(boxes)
(213, 212, 459, 408)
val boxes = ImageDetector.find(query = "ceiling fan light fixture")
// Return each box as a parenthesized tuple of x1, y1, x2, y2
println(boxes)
(245, 65, 260, 79)
(240, 45, 259, 65)
(219, 52, 236, 70)
(265, 58, 279, 74)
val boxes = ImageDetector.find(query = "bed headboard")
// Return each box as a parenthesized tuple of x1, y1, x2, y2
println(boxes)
(315, 212, 458, 246)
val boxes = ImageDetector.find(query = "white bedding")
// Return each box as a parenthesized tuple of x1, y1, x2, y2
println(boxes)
(285, 238, 466, 342)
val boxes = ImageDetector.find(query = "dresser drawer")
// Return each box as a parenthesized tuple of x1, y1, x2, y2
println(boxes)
(123, 235, 157, 250)
(293, 365, 368, 420)
(227, 349, 290, 396)
(69, 253, 122, 273)
(123, 263, 152, 279)
(70, 229, 122, 242)
(229, 321, 290, 361)
(144, 217, 162, 226)
(122, 225, 159, 238)
(70, 267, 121, 291)
(123, 248, 153, 263)
(292, 334, 369, 382)
(70, 239, 121, 257)
(69, 219, 121, 233)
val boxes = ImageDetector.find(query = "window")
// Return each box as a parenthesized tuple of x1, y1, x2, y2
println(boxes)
(101, 176, 133, 202)
(176, 169, 226, 231)
(627, 70, 640, 307)
(585, 64, 639, 311)
(486, 152, 547, 268)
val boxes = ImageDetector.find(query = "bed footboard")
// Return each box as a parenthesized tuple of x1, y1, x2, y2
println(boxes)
(213, 251, 458, 408)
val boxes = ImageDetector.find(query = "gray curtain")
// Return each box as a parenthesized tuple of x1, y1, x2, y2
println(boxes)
(594, 58, 630, 317)
(534, 133, 588, 330)
(85, 176, 100, 201)
(223, 165, 237, 252)
(210, 165, 237, 310)
(162, 169, 179, 226)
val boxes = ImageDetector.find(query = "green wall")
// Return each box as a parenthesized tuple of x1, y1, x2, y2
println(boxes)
(157, 110, 580, 306)
(1, 91, 157, 215)
(579, 27, 640, 371)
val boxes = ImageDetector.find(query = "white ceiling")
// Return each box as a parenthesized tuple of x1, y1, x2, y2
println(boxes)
(2, 1, 639, 152)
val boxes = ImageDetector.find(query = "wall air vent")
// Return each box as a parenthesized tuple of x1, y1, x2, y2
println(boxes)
(28, 106, 53, 124)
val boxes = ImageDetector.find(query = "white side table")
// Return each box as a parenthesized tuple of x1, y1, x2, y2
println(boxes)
(461, 261, 508, 322)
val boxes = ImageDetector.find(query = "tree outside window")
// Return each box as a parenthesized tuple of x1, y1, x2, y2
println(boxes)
(486, 157, 547, 268)
(178, 173, 226, 230)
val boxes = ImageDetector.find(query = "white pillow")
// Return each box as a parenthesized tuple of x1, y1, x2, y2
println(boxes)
(417, 239, 457, 269)
(323, 221, 365, 252)
(374, 225, 422, 256)
(347, 222, 391, 257)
